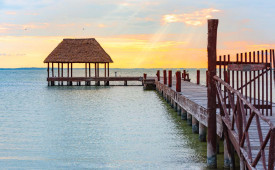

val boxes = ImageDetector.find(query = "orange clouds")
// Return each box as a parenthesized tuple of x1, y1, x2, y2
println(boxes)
(162, 8, 221, 26)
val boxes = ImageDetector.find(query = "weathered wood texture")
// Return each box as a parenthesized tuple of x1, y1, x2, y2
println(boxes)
(215, 75, 275, 170)
(48, 76, 143, 82)
(156, 78, 223, 137)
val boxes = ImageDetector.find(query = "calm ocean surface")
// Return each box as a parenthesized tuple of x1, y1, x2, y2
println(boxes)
(0, 68, 213, 169)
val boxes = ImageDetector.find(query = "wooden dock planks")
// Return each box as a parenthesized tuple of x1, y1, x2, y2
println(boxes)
(156, 77, 275, 170)
(156, 78, 223, 137)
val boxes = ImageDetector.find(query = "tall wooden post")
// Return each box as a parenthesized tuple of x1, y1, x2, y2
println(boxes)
(156, 70, 160, 81)
(168, 70, 172, 87)
(176, 71, 181, 92)
(197, 70, 200, 85)
(163, 70, 167, 85)
(207, 19, 218, 168)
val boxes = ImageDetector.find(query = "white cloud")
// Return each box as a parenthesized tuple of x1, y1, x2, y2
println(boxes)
(162, 8, 221, 26)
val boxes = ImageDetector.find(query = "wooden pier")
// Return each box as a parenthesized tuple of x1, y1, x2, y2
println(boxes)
(47, 76, 144, 86)
(155, 72, 275, 170)
(151, 19, 275, 169)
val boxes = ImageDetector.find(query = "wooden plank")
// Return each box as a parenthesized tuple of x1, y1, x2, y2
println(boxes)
(228, 63, 267, 71)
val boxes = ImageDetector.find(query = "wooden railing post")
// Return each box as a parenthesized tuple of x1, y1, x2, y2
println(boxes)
(168, 70, 172, 87)
(183, 70, 186, 81)
(176, 71, 181, 92)
(268, 128, 275, 170)
(163, 70, 167, 85)
(197, 70, 200, 85)
(207, 19, 218, 168)
(156, 70, 160, 81)
(143, 73, 147, 80)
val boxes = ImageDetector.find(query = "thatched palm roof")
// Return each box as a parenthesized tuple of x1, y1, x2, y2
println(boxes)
(44, 38, 113, 63)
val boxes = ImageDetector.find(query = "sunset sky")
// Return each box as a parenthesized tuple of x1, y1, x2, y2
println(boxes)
(0, 0, 274, 68)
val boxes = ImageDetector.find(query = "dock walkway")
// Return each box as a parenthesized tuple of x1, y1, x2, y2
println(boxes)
(156, 77, 275, 170)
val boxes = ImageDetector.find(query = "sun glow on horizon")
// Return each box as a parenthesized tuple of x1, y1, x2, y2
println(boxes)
(1, 1, 275, 68)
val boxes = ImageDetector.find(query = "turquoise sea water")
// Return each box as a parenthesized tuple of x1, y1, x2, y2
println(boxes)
(0, 68, 209, 169)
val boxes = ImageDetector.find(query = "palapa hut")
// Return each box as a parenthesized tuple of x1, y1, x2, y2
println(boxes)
(44, 38, 113, 85)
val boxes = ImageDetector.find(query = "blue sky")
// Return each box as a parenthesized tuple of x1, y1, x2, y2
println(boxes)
(0, 0, 274, 68)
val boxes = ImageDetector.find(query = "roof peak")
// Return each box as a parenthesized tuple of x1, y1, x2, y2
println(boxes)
(63, 38, 95, 40)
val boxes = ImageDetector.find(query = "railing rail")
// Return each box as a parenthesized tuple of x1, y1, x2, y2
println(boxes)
(214, 75, 275, 170)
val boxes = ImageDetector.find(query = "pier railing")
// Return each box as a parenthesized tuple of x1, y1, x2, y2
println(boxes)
(214, 75, 275, 170)
(216, 49, 274, 116)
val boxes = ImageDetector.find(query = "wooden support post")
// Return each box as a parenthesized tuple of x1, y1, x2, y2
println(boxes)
(163, 70, 167, 84)
(183, 70, 186, 81)
(67, 63, 70, 85)
(96, 63, 100, 85)
(61, 63, 63, 77)
(89, 63, 91, 77)
(168, 70, 172, 87)
(124, 80, 127, 86)
(97, 63, 99, 77)
(199, 123, 206, 142)
(85, 63, 87, 77)
(61, 63, 63, 86)
(181, 109, 187, 120)
(51, 63, 54, 86)
(52, 63, 54, 77)
(67, 63, 69, 77)
(95, 63, 97, 77)
(108, 63, 110, 77)
(143, 73, 147, 80)
(71, 63, 73, 77)
(156, 70, 160, 81)
(107, 63, 110, 85)
(268, 128, 275, 170)
(58, 63, 60, 85)
(192, 116, 199, 134)
(177, 105, 181, 116)
(197, 70, 200, 85)
(47, 63, 50, 86)
(176, 71, 181, 92)
(207, 19, 218, 168)
(105, 63, 106, 77)
(224, 139, 233, 169)
(187, 113, 192, 126)
(47, 63, 49, 78)
(240, 156, 245, 170)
